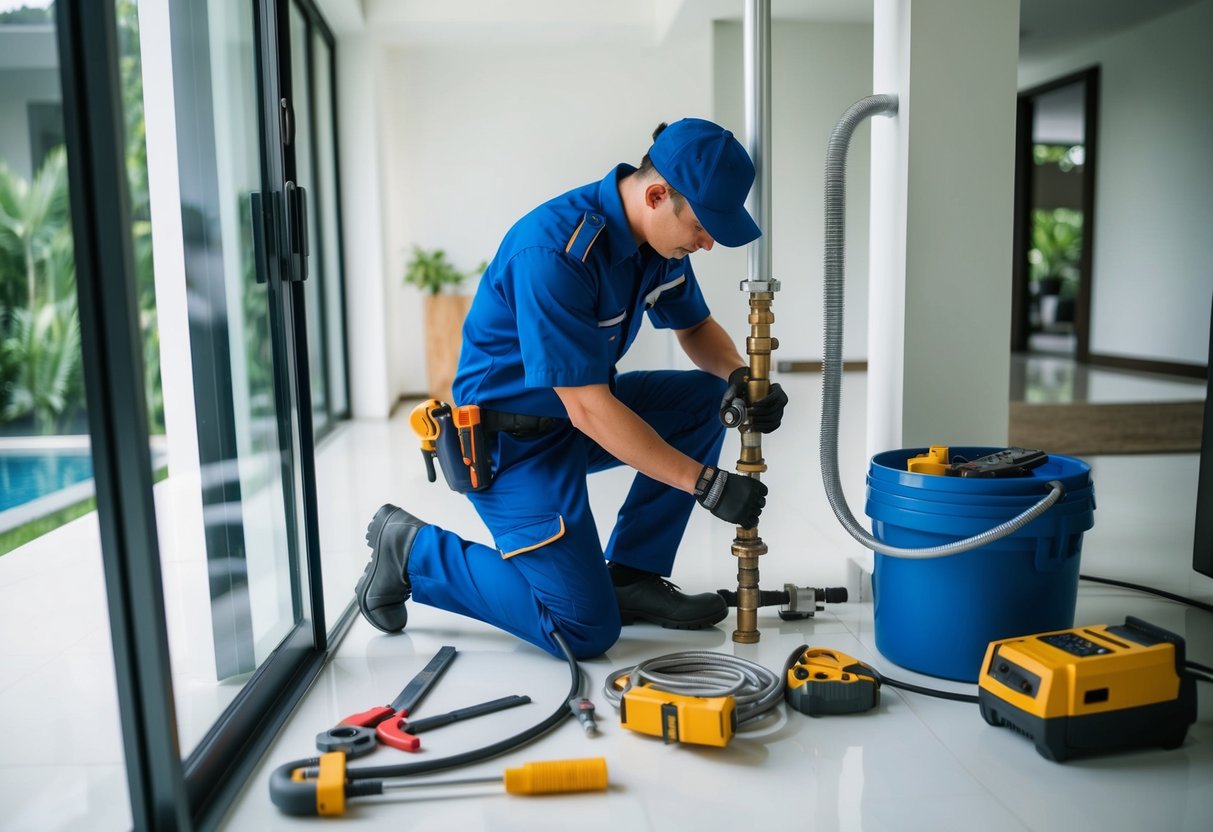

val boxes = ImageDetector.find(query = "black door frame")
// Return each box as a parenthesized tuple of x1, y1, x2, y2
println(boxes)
(55, 3, 192, 826)
(1012, 65, 1100, 362)
(56, 0, 334, 828)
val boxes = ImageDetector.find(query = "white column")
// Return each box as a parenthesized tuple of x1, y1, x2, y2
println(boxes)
(869, 0, 1020, 454)
(336, 34, 393, 418)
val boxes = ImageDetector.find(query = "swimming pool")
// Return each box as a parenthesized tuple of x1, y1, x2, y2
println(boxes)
(0, 450, 95, 512)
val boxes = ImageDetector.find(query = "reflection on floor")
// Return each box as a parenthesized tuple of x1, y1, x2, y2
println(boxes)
(1010, 350, 1207, 404)
(225, 360, 1212, 831)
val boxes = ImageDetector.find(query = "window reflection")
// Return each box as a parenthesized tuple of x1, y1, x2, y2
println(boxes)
(0, 3, 131, 829)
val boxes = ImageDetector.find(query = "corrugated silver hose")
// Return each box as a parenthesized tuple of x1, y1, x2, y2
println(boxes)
(820, 94, 1064, 559)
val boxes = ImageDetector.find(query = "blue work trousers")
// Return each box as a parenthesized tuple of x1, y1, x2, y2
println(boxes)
(406, 369, 728, 659)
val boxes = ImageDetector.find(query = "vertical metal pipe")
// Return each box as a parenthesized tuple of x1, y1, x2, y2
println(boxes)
(744, 0, 772, 282)
(734, 0, 776, 644)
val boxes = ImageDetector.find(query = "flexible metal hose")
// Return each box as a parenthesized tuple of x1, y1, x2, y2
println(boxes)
(820, 94, 1064, 559)
(603, 650, 784, 725)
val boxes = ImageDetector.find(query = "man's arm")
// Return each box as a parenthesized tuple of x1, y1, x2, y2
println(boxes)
(553, 384, 703, 493)
(675, 316, 746, 380)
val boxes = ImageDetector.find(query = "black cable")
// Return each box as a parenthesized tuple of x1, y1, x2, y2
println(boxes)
(783, 644, 980, 705)
(778, 576, 1213, 710)
(871, 670, 980, 704)
(346, 630, 580, 783)
(1186, 660, 1213, 675)
(1080, 574, 1213, 614)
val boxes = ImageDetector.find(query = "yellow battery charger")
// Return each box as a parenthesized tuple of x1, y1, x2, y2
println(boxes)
(977, 616, 1197, 761)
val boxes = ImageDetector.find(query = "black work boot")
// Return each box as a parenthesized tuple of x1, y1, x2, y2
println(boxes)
(611, 564, 728, 630)
(356, 504, 426, 633)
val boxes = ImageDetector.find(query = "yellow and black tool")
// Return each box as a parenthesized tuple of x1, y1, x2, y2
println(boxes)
(618, 684, 736, 747)
(784, 646, 880, 716)
(605, 652, 783, 747)
(978, 616, 1198, 761)
(270, 752, 608, 817)
(906, 445, 951, 476)
(409, 399, 446, 484)
(907, 446, 1049, 478)
(409, 400, 492, 493)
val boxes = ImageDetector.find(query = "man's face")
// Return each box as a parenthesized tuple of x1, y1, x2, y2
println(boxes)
(648, 188, 715, 260)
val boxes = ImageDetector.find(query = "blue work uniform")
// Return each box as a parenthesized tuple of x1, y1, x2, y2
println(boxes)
(405, 164, 728, 659)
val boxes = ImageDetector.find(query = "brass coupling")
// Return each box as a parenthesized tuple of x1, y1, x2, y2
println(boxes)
(731, 530, 767, 644)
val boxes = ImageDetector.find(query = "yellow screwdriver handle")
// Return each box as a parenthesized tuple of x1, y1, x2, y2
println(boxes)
(502, 757, 608, 795)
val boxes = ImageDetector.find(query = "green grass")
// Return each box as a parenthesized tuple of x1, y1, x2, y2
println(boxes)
(0, 466, 170, 557)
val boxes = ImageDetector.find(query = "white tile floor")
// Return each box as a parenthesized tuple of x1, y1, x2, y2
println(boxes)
(2, 359, 1210, 831)
(217, 362, 1213, 832)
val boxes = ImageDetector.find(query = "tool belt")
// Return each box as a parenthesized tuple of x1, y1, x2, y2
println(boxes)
(409, 401, 562, 494)
(480, 409, 561, 437)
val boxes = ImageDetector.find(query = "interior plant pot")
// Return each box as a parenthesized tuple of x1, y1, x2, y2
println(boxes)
(424, 293, 472, 403)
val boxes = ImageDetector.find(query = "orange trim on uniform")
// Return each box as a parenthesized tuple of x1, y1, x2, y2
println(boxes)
(578, 226, 604, 262)
(565, 217, 604, 263)
(564, 218, 586, 253)
(500, 516, 566, 559)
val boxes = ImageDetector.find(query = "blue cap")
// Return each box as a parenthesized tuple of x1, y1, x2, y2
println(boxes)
(648, 118, 761, 248)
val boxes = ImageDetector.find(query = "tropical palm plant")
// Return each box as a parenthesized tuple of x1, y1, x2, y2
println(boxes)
(1, 299, 82, 433)
(1028, 207, 1083, 297)
(0, 148, 71, 311)
(0, 149, 81, 434)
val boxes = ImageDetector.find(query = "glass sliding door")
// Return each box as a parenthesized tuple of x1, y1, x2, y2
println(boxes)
(51, 0, 332, 827)
(288, 2, 330, 435)
(162, 0, 301, 716)
(283, 0, 349, 436)
(312, 32, 349, 419)
(279, 0, 356, 632)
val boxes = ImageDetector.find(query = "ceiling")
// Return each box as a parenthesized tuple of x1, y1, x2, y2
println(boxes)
(316, 0, 1203, 59)
(1017, 0, 1201, 60)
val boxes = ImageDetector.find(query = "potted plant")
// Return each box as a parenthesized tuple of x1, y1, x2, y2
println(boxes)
(404, 246, 486, 402)
(1028, 208, 1082, 330)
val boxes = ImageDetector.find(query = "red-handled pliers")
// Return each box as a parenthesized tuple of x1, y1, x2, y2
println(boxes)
(336, 645, 457, 752)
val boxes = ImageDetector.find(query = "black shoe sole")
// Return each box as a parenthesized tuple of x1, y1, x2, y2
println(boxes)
(356, 505, 405, 634)
(618, 606, 729, 630)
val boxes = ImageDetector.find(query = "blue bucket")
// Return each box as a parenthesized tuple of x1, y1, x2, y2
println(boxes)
(867, 447, 1095, 682)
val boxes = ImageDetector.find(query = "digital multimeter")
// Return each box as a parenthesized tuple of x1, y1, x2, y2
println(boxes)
(977, 616, 1197, 761)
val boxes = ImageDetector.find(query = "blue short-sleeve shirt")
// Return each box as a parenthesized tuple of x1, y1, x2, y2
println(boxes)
(452, 164, 712, 418)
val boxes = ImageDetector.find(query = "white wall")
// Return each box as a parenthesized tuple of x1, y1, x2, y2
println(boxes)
(380, 36, 714, 399)
(712, 19, 874, 365)
(376, 15, 876, 408)
(1019, 0, 1213, 367)
(0, 28, 59, 182)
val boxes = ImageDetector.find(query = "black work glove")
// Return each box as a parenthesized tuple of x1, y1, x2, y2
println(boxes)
(694, 465, 768, 529)
(719, 366, 788, 433)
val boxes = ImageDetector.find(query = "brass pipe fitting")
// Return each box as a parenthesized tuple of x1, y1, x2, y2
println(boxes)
(731, 287, 779, 644)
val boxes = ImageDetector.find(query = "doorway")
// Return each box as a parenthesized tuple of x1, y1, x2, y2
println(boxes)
(1011, 67, 1099, 361)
